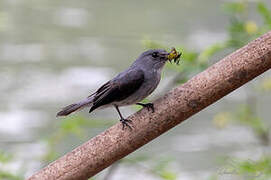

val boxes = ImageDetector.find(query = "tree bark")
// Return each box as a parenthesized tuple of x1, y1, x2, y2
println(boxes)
(28, 32, 271, 180)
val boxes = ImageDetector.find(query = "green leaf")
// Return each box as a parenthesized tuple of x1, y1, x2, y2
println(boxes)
(0, 151, 12, 163)
(259, 77, 271, 91)
(0, 171, 22, 180)
(198, 43, 227, 64)
(160, 171, 177, 180)
(223, 2, 246, 14)
(257, 2, 271, 28)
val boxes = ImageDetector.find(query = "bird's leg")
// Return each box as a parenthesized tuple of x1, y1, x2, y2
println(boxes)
(136, 103, 155, 113)
(114, 105, 132, 130)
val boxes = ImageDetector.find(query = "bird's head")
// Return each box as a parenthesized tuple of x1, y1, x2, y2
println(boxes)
(132, 48, 181, 71)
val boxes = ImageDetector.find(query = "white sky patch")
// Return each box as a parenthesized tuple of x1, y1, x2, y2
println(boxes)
(0, 110, 48, 136)
(7, 67, 113, 106)
(187, 30, 227, 50)
(53, 39, 105, 61)
(77, 38, 105, 60)
(171, 126, 257, 152)
(55, 8, 89, 27)
(0, 43, 44, 62)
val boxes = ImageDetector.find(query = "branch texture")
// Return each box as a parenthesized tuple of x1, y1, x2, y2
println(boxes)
(28, 32, 271, 180)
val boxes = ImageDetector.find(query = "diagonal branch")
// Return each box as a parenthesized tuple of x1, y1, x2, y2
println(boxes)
(28, 32, 271, 180)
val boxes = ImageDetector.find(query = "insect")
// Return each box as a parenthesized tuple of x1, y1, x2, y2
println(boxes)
(168, 47, 182, 65)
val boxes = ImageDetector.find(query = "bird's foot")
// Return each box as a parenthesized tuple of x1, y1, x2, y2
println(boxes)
(145, 103, 155, 112)
(120, 118, 133, 130)
(137, 103, 155, 113)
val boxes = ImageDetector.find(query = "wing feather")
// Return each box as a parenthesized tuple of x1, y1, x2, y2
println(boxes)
(89, 69, 144, 113)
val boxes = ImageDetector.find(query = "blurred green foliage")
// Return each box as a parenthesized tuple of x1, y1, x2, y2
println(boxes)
(0, 172, 22, 180)
(214, 104, 269, 145)
(153, 159, 177, 180)
(0, 151, 22, 180)
(258, 2, 271, 30)
(259, 77, 271, 91)
(120, 156, 177, 180)
(235, 105, 269, 143)
(0, 151, 12, 164)
(218, 157, 271, 180)
(43, 115, 114, 162)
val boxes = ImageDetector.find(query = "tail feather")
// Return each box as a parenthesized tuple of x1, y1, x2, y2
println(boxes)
(57, 103, 81, 116)
(56, 98, 93, 117)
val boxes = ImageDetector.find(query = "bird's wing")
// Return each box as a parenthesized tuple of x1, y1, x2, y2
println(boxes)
(88, 69, 145, 113)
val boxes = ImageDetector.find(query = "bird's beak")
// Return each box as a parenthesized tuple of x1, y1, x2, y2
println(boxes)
(167, 48, 182, 65)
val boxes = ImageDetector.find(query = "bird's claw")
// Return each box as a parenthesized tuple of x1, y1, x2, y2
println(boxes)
(136, 103, 155, 113)
(120, 118, 133, 130)
(144, 103, 155, 113)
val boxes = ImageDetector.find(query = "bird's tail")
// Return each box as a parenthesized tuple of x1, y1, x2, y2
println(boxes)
(56, 98, 93, 117)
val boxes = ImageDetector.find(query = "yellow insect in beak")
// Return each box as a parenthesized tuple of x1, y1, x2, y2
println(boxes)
(168, 48, 182, 65)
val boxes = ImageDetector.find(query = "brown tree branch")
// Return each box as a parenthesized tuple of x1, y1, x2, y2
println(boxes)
(28, 32, 271, 180)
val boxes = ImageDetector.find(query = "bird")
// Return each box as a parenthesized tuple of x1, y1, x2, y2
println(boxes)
(57, 48, 181, 130)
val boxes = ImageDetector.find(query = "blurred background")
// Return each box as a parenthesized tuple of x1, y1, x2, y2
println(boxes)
(1, 0, 271, 179)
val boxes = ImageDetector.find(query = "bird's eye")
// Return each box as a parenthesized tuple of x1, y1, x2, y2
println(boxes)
(151, 52, 159, 58)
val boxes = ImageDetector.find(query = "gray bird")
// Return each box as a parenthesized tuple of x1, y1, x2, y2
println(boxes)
(57, 49, 178, 129)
